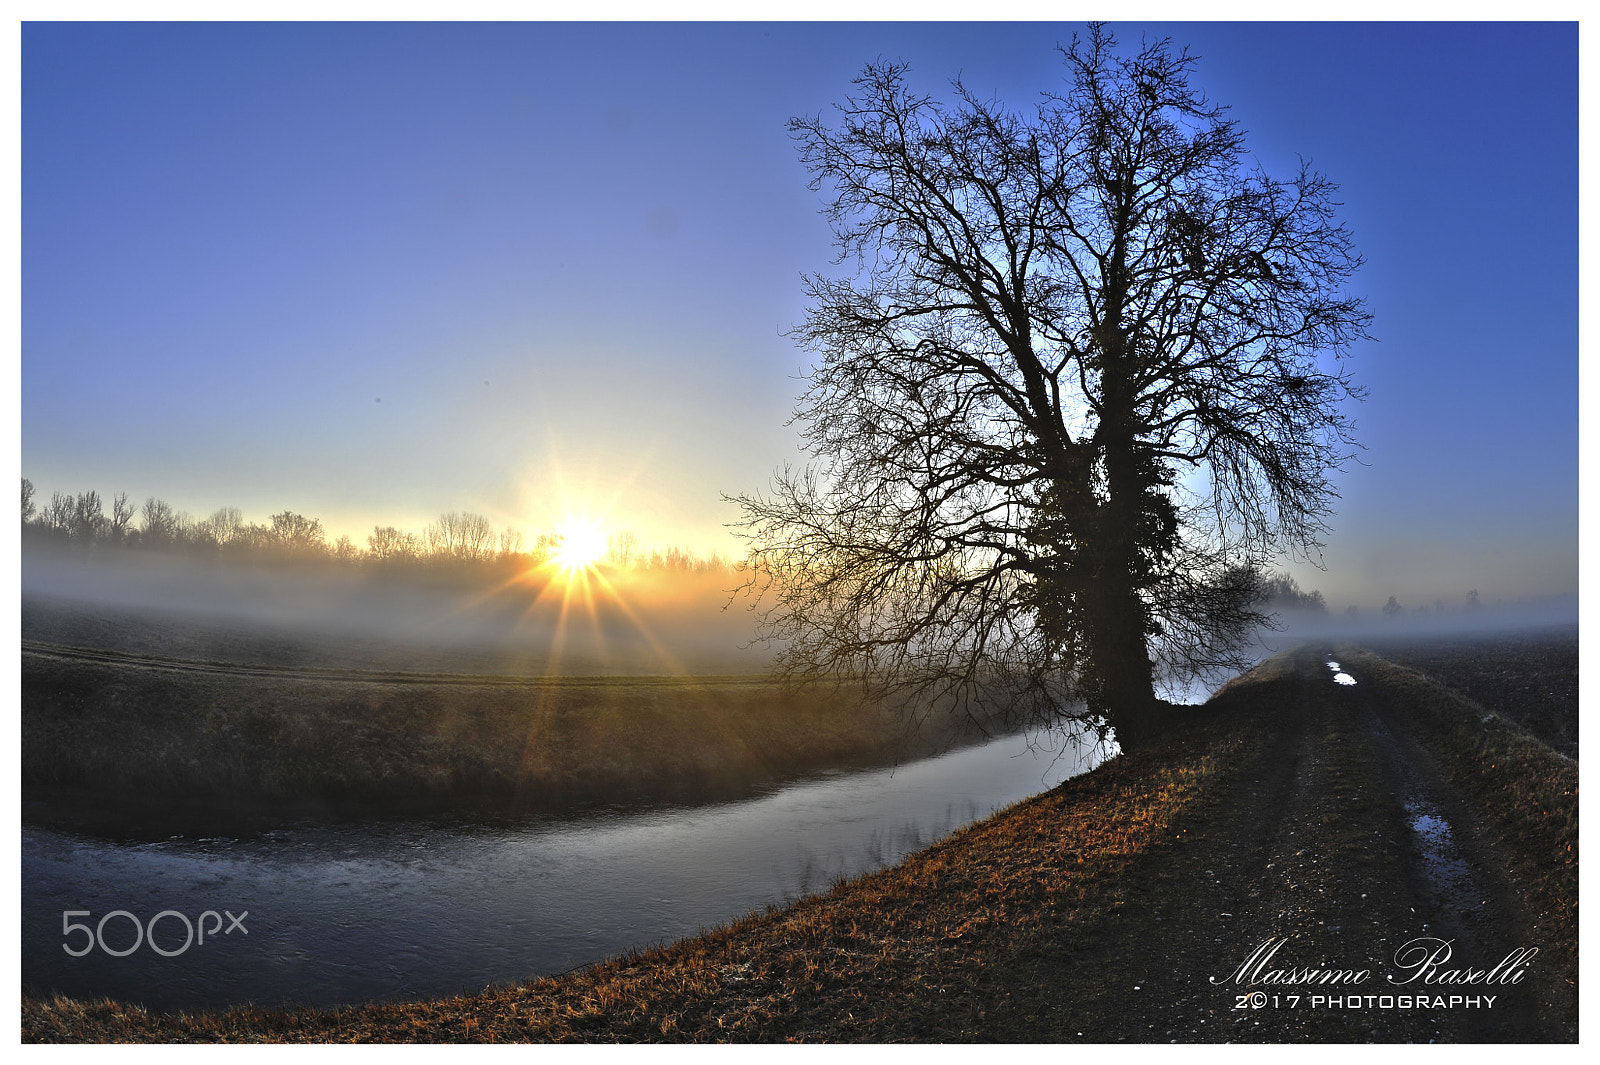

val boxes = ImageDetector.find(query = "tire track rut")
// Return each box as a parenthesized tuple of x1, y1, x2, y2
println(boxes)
(1039, 645, 1563, 1041)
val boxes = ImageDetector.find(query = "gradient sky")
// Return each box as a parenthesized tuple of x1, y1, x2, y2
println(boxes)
(18, 19, 1578, 613)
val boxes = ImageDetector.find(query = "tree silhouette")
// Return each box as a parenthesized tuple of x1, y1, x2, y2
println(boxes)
(198, 506, 244, 549)
(367, 524, 422, 563)
(1257, 573, 1328, 615)
(497, 526, 525, 560)
(140, 497, 182, 546)
(424, 511, 496, 564)
(266, 510, 326, 555)
(109, 492, 135, 544)
(60, 491, 107, 543)
(606, 530, 641, 569)
(733, 27, 1369, 748)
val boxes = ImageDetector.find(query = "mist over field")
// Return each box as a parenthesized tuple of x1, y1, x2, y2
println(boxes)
(1142, 572, 1577, 707)
(21, 541, 769, 676)
(1258, 598, 1576, 644)
(23, 533, 1573, 697)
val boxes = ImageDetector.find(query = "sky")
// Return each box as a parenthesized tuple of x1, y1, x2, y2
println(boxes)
(17, 16, 1580, 615)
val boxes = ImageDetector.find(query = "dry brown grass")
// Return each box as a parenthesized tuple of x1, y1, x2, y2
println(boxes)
(24, 645, 988, 814)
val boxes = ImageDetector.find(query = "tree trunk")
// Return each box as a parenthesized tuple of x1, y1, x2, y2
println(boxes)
(1087, 389, 1164, 750)
(1082, 567, 1163, 751)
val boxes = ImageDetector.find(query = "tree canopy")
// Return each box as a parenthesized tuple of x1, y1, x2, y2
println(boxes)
(733, 27, 1370, 748)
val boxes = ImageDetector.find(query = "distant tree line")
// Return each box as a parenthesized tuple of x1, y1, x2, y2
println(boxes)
(20, 478, 726, 575)
(1258, 576, 1496, 625)
(1374, 590, 1484, 622)
(1255, 573, 1329, 616)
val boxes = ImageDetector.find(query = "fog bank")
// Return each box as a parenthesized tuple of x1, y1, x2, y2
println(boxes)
(21, 543, 769, 676)
(1247, 596, 1578, 653)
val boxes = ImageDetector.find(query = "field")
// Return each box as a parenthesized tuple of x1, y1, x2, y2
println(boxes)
(1362, 626, 1578, 758)
(22, 646, 993, 832)
(21, 624, 1578, 1042)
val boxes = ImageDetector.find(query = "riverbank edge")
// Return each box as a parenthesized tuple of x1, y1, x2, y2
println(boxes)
(21, 645, 1578, 1042)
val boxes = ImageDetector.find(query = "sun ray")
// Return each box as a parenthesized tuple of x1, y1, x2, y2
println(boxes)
(455, 442, 726, 682)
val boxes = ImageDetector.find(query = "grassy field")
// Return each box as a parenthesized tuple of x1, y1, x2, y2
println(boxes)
(21, 627, 1579, 1042)
(23, 641, 994, 821)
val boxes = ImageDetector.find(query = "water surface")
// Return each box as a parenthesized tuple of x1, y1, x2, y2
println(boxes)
(24, 728, 1105, 1013)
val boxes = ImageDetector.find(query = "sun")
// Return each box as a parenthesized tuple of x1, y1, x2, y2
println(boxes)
(551, 520, 608, 572)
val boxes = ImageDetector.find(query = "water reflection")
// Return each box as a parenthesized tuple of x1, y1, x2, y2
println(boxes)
(24, 728, 1104, 1014)
(1403, 798, 1474, 901)
(1325, 658, 1357, 685)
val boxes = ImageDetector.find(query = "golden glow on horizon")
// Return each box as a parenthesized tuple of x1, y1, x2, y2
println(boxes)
(398, 460, 731, 687)
(450, 448, 709, 683)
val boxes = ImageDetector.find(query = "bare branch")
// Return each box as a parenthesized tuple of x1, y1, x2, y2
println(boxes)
(733, 29, 1369, 750)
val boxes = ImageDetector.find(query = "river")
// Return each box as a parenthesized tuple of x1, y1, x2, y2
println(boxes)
(23, 727, 1108, 1014)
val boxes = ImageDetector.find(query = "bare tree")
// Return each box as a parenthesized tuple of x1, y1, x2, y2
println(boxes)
(424, 511, 495, 563)
(605, 530, 640, 569)
(644, 545, 717, 574)
(732, 27, 1369, 749)
(498, 526, 526, 560)
(109, 492, 135, 544)
(266, 510, 327, 555)
(140, 497, 181, 546)
(22, 478, 35, 523)
(529, 531, 559, 567)
(66, 491, 107, 543)
(41, 492, 74, 537)
(368, 525, 422, 562)
(1257, 573, 1327, 616)
(197, 506, 244, 549)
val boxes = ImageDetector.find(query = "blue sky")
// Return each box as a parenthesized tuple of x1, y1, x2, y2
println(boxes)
(18, 19, 1579, 612)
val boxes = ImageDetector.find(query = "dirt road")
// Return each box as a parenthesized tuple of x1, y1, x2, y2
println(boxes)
(1016, 643, 1576, 1042)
